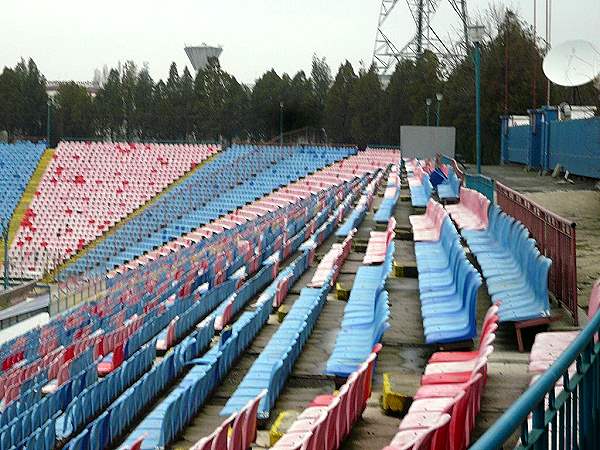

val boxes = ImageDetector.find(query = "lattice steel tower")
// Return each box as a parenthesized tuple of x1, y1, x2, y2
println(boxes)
(372, 0, 470, 79)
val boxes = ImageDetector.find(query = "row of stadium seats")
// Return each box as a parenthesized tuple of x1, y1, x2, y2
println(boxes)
(405, 159, 433, 208)
(11, 141, 218, 277)
(326, 217, 394, 377)
(384, 305, 499, 450)
(374, 168, 401, 223)
(272, 345, 382, 450)
(411, 201, 482, 344)
(0, 141, 45, 225)
(451, 189, 552, 322)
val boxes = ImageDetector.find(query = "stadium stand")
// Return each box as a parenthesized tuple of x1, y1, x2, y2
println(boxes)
(62, 145, 355, 277)
(0, 141, 45, 225)
(0, 147, 399, 450)
(10, 141, 218, 278)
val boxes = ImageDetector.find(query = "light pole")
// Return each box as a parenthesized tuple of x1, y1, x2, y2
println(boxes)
(1, 219, 9, 290)
(425, 98, 432, 126)
(47, 99, 52, 146)
(435, 92, 443, 126)
(279, 101, 284, 145)
(468, 24, 485, 175)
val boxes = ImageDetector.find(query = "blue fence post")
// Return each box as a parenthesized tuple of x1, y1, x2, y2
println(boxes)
(528, 108, 543, 169)
(500, 116, 508, 164)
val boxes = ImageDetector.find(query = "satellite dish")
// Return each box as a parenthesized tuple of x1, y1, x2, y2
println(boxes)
(543, 40, 600, 87)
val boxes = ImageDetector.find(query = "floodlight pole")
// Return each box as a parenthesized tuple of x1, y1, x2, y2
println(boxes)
(435, 93, 443, 127)
(2, 222, 9, 290)
(279, 102, 284, 145)
(473, 41, 482, 174)
(47, 100, 52, 146)
(425, 98, 432, 126)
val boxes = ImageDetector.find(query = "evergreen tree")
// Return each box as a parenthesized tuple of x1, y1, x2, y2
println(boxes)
(311, 55, 332, 127)
(95, 69, 123, 140)
(54, 82, 94, 139)
(349, 65, 383, 147)
(324, 61, 357, 143)
(132, 65, 155, 139)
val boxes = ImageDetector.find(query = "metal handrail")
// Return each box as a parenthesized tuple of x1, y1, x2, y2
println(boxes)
(471, 310, 600, 449)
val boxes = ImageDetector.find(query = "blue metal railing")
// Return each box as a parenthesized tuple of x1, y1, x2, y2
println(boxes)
(464, 173, 495, 202)
(471, 311, 600, 449)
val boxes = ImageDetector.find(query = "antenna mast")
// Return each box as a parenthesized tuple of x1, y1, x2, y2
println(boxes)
(372, 0, 470, 80)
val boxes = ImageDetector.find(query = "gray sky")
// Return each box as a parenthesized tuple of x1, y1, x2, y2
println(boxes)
(1, 0, 598, 84)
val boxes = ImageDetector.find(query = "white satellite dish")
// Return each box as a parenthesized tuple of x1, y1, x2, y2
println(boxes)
(543, 40, 600, 87)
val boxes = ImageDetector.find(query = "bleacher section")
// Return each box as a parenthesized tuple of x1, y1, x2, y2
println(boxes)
(0, 147, 400, 450)
(10, 142, 218, 278)
(2, 142, 579, 450)
(0, 142, 45, 227)
(63, 145, 355, 277)
(106, 146, 400, 278)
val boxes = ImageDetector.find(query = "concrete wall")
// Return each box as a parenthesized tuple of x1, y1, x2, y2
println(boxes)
(400, 126, 455, 159)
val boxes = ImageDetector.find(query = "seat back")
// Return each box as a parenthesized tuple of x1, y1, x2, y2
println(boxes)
(242, 389, 267, 449)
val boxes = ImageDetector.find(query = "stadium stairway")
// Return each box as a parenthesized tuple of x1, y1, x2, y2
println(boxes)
(0, 148, 55, 268)
(46, 150, 220, 282)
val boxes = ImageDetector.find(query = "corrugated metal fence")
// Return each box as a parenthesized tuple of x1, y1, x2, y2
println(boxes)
(502, 114, 600, 178)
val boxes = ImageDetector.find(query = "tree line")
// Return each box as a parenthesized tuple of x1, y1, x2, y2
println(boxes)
(0, 8, 598, 164)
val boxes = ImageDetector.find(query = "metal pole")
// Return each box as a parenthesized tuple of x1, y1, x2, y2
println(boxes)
(436, 100, 441, 126)
(47, 101, 51, 146)
(3, 225, 9, 290)
(426, 103, 431, 126)
(279, 102, 284, 145)
(474, 42, 482, 174)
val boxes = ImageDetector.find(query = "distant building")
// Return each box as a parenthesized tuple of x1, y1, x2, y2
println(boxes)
(184, 44, 223, 72)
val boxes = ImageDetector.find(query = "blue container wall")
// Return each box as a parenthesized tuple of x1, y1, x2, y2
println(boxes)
(504, 125, 530, 165)
(549, 118, 600, 178)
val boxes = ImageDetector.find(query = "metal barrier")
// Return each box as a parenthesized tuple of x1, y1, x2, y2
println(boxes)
(496, 181, 578, 324)
(464, 173, 495, 202)
(471, 307, 600, 449)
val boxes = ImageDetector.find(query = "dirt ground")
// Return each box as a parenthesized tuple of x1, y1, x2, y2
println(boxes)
(482, 164, 600, 310)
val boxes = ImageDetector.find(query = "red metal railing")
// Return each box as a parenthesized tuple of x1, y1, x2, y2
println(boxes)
(496, 181, 578, 324)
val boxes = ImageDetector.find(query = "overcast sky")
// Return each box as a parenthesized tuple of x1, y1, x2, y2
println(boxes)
(1, 0, 598, 84)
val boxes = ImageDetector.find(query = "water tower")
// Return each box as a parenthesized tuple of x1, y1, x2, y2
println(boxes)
(184, 44, 223, 72)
